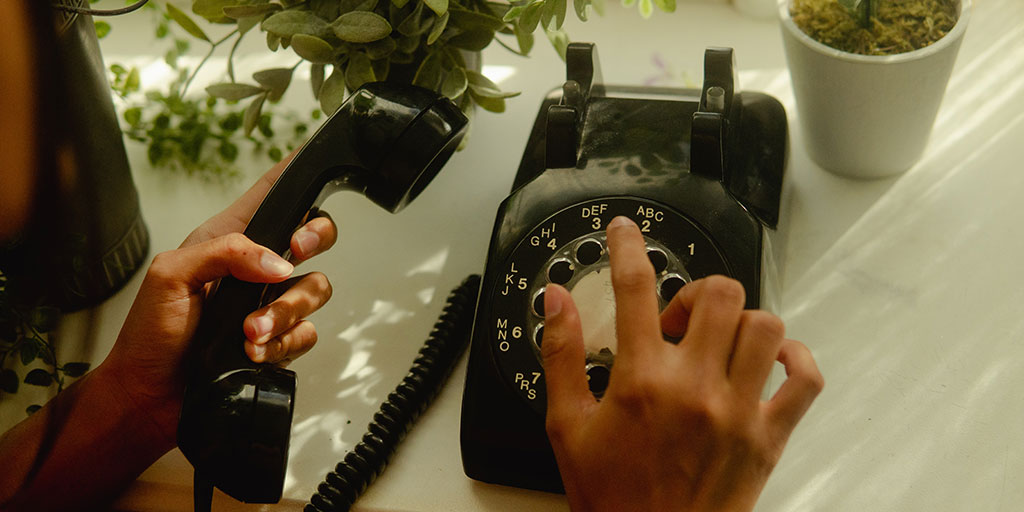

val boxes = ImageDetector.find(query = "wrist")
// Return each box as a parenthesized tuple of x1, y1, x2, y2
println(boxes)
(92, 359, 180, 452)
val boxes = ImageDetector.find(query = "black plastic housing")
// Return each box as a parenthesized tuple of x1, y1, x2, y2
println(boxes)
(460, 43, 788, 493)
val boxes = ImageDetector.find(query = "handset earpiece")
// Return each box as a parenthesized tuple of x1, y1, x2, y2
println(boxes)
(177, 82, 467, 504)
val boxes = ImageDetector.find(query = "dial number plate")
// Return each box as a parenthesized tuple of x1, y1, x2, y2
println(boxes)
(488, 197, 730, 413)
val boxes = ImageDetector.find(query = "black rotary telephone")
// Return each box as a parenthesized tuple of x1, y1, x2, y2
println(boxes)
(459, 42, 789, 493)
(176, 82, 467, 506)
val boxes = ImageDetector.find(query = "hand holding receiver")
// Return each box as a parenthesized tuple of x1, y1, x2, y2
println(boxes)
(541, 217, 823, 512)
(176, 82, 468, 504)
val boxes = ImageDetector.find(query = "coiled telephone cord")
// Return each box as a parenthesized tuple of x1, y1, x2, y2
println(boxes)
(306, 274, 481, 512)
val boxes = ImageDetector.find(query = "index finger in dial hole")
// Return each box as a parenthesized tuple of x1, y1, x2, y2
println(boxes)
(605, 216, 662, 362)
(243, 272, 333, 344)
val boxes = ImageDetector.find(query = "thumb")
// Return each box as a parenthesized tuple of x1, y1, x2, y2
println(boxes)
(541, 284, 593, 426)
(156, 232, 294, 292)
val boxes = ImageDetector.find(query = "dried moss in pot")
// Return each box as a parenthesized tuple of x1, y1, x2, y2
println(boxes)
(791, 0, 958, 55)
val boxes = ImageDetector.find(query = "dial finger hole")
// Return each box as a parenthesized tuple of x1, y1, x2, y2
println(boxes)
(547, 259, 574, 285)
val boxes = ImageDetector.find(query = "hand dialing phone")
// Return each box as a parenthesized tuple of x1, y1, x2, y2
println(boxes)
(460, 43, 788, 493)
(177, 82, 467, 505)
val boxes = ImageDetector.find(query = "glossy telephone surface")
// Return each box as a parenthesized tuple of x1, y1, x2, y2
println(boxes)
(460, 43, 788, 493)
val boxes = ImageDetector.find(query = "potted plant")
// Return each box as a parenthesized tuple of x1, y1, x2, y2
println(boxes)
(778, 0, 970, 178)
(129, 0, 634, 152)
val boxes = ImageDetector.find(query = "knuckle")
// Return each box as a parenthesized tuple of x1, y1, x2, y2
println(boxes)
(545, 415, 570, 445)
(267, 300, 298, 324)
(803, 366, 826, 394)
(746, 311, 785, 340)
(612, 373, 661, 412)
(146, 250, 179, 283)
(221, 232, 253, 257)
(703, 275, 746, 306)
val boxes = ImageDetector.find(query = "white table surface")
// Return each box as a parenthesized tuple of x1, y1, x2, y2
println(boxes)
(5, 0, 1023, 510)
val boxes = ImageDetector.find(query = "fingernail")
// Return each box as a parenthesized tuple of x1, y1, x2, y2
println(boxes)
(261, 251, 293, 277)
(545, 285, 563, 318)
(252, 315, 273, 339)
(295, 228, 319, 256)
(608, 216, 634, 230)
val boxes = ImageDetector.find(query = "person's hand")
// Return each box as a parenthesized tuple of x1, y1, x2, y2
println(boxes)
(97, 153, 338, 446)
(541, 216, 824, 512)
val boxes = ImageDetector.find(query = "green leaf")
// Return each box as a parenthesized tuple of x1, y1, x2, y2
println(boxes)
(427, 11, 449, 45)
(448, 8, 506, 31)
(332, 11, 393, 43)
(466, 70, 520, 98)
(371, 58, 390, 81)
(1, 369, 17, 394)
(125, 67, 141, 93)
(396, 1, 427, 37)
(26, 405, 42, 415)
(191, 0, 235, 23)
(392, 0, 410, 8)
(243, 93, 267, 136)
(94, 20, 111, 39)
(652, 0, 674, 13)
(337, 0, 379, 14)
(62, 362, 90, 378)
(19, 342, 37, 366)
(396, 35, 420, 54)
(206, 83, 265, 101)
(519, 1, 544, 33)
(237, 15, 261, 36)
(424, 0, 449, 16)
(573, 0, 589, 21)
(311, 63, 326, 99)
(365, 37, 398, 60)
(291, 34, 336, 64)
(345, 53, 377, 92)
(38, 347, 54, 365)
(545, 26, 570, 59)
(29, 306, 60, 333)
(470, 91, 506, 113)
(440, 66, 468, 99)
(319, 66, 347, 114)
(124, 107, 143, 126)
(513, 22, 534, 55)
(541, 0, 567, 29)
(24, 369, 53, 387)
(447, 29, 495, 51)
(502, 5, 526, 22)
(262, 10, 330, 38)
(413, 52, 443, 90)
(253, 68, 295, 101)
(166, 3, 210, 42)
(223, 4, 282, 19)
(638, 0, 653, 18)
(267, 32, 281, 51)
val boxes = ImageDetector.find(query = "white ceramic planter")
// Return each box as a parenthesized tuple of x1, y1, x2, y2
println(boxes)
(779, 0, 970, 178)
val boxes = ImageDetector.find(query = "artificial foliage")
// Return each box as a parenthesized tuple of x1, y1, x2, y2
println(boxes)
(0, 272, 90, 416)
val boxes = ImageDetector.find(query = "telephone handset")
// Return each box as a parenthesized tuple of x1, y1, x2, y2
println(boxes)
(460, 43, 788, 492)
(176, 82, 467, 505)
